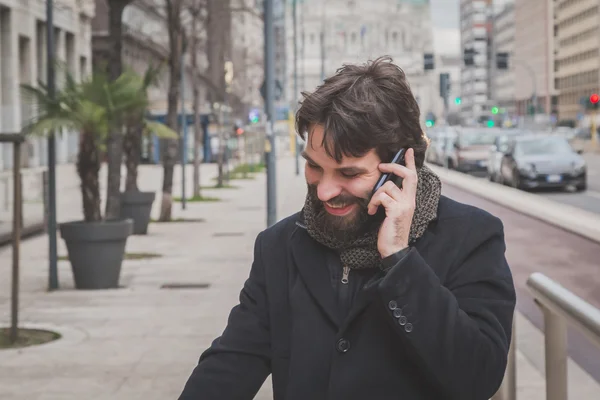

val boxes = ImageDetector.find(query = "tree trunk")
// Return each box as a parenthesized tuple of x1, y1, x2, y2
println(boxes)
(105, 0, 131, 220)
(190, 14, 202, 197)
(159, 0, 183, 222)
(192, 84, 202, 197)
(77, 132, 102, 222)
(124, 118, 142, 191)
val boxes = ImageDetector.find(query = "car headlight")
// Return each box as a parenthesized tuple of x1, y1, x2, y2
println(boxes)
(519, 163, 536, 177)
(572, 160, 586, 174)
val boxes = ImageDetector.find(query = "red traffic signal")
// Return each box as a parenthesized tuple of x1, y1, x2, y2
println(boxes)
(591, 94, 599, 104)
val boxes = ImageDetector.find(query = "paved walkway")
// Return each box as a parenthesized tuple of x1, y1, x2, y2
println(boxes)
(0, 154, 594, 399)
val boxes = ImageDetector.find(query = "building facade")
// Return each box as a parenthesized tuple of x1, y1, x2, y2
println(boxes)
(0, 0, 94, 170)
(491, 3, 515, 123)
(513, 0, 556, 123)
(287, 0, 435, 125)
(230, 0, 264, 118)
(459, 0, 493, 124)
(553, 0, 598, 122)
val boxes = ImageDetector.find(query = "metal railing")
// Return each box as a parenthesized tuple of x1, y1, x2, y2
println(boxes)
(527, 272, 600, 400)
(494, 272, 600, 400)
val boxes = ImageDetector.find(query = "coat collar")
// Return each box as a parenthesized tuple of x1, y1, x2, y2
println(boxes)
(290, 219, 342, 327)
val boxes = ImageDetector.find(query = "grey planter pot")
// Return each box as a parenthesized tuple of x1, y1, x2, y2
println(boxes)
(120, 191, 155, 235)
(60, 219, 133, 290)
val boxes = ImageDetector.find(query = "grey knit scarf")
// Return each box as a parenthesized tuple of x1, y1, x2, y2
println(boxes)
(302, 165, 442, 269)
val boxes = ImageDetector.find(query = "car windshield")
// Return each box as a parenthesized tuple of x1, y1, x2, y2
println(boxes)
(516, 137, 573, 155)
(460, 131, 497, 146)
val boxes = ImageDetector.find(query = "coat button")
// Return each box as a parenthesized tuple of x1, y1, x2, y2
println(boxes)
(405, 323, 413, 332)
(398, 316, 407, 326)
(336, 338, 351, 353)
(393, 308, 402, 318)
(388, 300, 397, 310)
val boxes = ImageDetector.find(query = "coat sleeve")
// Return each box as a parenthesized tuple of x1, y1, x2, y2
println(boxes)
(178, 231, 271, 400)
(375, 210, 516, 400)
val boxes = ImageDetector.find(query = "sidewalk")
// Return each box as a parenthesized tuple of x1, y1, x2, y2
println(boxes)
(0, 156, 303, 400)
(0, 155, 591, 399)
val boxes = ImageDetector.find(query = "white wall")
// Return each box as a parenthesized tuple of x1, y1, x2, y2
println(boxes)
(0, 0, 94, 170)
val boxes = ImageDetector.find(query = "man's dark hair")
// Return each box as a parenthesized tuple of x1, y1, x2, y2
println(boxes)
(296, 56, 428, 168)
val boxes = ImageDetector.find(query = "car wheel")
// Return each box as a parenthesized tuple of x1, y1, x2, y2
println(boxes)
(576, 182, 587, 192)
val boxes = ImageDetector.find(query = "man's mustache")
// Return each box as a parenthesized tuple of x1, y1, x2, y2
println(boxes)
(307, 184, 368, 208)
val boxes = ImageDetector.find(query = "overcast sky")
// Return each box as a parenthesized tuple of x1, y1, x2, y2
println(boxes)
(429, 0, 513, 55)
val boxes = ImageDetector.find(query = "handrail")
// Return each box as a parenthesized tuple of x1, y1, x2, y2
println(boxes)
(526, 272, 600, 400)
(527, 272, 600, 348)
(493, 273, 600, 400)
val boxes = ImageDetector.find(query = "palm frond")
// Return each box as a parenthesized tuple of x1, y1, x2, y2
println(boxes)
(144, 120, 179, 139)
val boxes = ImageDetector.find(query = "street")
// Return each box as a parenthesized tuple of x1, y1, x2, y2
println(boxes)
(538, 153, 600, 214)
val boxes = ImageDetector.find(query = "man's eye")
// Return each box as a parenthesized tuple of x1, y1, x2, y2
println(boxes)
(340, 171, 358, 178)
(307, 163, 321, 170)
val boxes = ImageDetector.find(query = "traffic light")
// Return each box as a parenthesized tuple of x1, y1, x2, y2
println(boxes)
(491, 106, 499, 115)
(584, 94, 600, 110)
(487, 120, 495, 128)
(248, 109, 260, 124)
(424, 53, 435, 70)
(439, 73, 450, 99)
(454, 97, 462, 105)
(463, 48, 476, 66)
(425, 120, 435, 128)
(496, 52, 509, 69)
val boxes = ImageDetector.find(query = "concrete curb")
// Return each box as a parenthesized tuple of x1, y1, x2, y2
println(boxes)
(428, 164, 600, 244)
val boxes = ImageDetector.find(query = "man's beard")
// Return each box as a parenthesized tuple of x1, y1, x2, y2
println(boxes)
(306, 183, 385, 243)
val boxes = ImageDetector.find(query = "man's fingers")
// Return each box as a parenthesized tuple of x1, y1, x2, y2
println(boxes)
(367, 192, 395, 215)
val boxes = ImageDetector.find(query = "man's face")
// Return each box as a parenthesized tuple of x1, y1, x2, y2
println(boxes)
(302, 125, 383, 235)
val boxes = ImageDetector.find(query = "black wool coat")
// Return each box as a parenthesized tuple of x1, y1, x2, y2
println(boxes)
(179, 195, 517, 400)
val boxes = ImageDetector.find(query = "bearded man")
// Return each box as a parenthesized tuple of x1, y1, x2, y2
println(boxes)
(179, 56, 516, 400)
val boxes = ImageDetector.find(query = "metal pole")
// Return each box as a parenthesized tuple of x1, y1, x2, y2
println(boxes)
(46, 0, 58, 290)
(180, 47, 187, 209)
(264, 0, 277, 227)
(543, 307, 568, 400)
(293, 0, 300, 176)
(10, 141, 22, 344)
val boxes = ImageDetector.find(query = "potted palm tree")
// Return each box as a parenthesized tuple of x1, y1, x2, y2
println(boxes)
(21, 70, 176, 289)
(120, 64, 164, 235)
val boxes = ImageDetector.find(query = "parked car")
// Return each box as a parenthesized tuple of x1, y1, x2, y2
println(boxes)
(446, 128, 499, 174)
(499, 135, 587, 191)
(426, 128, 457, 166)
(487, 130, 529, 183)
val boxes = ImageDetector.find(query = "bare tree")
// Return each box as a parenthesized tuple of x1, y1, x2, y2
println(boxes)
(158, 0, 185, 221)
(105, 0, 134, 220)
(187, 0, 208, 197)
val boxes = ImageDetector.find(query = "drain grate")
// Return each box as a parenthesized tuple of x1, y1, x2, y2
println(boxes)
(161, 283, 211, 290)
(212, 232, 244, 237)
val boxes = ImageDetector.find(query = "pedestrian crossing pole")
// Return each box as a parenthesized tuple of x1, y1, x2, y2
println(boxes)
(264, 0, 277, 227)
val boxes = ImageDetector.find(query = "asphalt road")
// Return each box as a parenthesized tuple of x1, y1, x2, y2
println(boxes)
(443, 184, 600, 384)
(537, 153, 600, 214)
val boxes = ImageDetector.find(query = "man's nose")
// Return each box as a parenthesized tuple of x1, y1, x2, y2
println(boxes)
(317, 177, 342, 202)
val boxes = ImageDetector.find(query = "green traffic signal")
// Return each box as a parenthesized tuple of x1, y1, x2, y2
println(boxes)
(455, 97, 461, 105)
(487, 120, 495, 127)
(425, 120, 434, 128)
(491, 106, 499, 114)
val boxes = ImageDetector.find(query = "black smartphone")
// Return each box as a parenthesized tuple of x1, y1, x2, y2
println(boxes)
(371, 148, 407, 196)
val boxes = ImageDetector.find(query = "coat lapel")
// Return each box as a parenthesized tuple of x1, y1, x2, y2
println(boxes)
(290, 223, 341, 328)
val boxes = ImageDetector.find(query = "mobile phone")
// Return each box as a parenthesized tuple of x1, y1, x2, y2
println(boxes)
(371, 148, 407, 196)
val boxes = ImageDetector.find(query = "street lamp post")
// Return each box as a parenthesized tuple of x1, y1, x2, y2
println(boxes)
(46, 0, 59, 290)
(264, 0, 277, 227)
(293, 0, 300, 175)
(180, 37, 188, 209)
